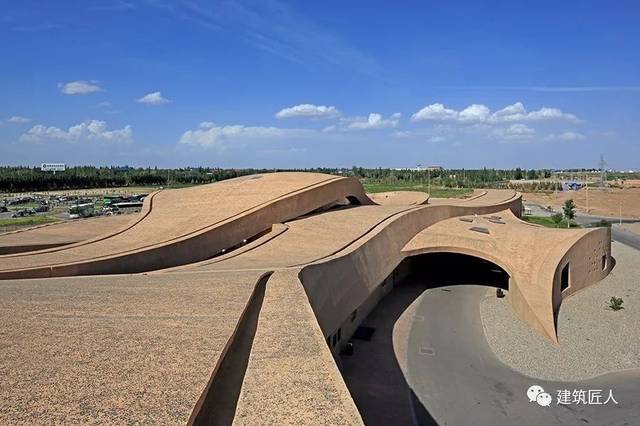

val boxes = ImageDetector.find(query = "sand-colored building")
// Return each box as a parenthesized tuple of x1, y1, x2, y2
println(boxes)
(0, 172, 612, 424)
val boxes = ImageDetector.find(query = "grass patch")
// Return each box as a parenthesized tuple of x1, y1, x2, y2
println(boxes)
(362, 183, 473, 198)
(0, 215, 59, 228)
(6, 202, 39, 210)
(521, 215, 580, 228)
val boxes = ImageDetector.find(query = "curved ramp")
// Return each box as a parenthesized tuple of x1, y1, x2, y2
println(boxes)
(0, 173, 372, 280)
(0, 214, 136, 255)
(368, 191, 429, 206)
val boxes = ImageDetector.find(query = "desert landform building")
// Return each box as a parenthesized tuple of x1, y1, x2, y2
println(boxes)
(0, 172, 612, 424)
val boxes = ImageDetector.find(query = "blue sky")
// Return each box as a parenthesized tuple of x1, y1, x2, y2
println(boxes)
(1, 0, 639, 169)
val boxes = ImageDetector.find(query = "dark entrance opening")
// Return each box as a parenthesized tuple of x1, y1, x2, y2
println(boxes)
(345, 195, 362, 206)
(406, 252, 509, 290)
(339, 252, 509, 426)
(561, 263, 570, 292)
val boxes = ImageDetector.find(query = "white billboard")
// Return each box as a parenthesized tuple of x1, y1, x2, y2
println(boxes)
(41, 163, 66, 172)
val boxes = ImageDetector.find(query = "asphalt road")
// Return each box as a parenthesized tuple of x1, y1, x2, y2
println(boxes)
(404, 285, 640, 425)
(574, 214, 640, 251)
(524, 202, 640, 251)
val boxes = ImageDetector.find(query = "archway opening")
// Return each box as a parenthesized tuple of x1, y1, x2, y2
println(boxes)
(404, 252, 509, 290)
(339, 252, 509, 425)
(345, 195, 362, 206)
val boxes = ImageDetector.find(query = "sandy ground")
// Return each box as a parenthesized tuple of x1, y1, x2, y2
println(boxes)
(481, 241, 640, 381)
(523, 187, 640, 219)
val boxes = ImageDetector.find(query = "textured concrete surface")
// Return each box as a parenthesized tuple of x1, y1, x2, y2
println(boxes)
(368, 191, 429, 206)
(188, 205, 412, 271)
(0, 270, 263, 424)
(481, 241, 640, 381)
(0, 173, 371, 278)
(234, 270, 362, 425)
(0, 214, 134, 254)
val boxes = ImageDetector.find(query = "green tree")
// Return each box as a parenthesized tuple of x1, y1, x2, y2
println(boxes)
(514, 168, 523, 180)
(563, 199, 576, 228)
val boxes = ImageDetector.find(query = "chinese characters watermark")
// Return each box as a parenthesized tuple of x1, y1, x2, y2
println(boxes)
(527, 385, 618, 407)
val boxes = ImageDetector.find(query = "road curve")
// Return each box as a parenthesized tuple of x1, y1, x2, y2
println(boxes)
(397, 285, 640, 425)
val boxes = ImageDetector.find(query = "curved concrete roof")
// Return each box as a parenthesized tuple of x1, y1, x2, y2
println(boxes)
(367, 191, 429, 206)
(0, 173, 372, 279)
(0, 172, 614, 424)
(0, 214, 135, 254)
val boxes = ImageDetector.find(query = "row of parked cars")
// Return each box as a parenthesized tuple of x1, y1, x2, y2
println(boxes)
(1, 196, 51, 218)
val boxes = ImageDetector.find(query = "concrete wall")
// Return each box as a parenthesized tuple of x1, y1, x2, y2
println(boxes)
(552, 227, 612, 316)
(299, 194, 522, 349)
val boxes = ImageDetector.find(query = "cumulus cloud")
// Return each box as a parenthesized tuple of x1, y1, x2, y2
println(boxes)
(410, 103, 458, 122)
(179, 121, 310, 148)
(411, 102, 579, 123)
(491, 123, 535, 141)
(137, 91, 170, 105)
(7, 116, 32, 123)
(346, 112, 401, 130)
(545, 131, 585, 141)
(275, 103, 340, 119)
(58, 80, 102, 95)
(20, 120, 132, 143)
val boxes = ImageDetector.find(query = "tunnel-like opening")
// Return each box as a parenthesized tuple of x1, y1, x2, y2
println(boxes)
(404, 252, 510, 290)
(339, 252, 509, 425)
(345, 195, 362, 206)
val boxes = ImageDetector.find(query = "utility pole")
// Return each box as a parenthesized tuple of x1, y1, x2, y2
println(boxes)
(427, 168, 431, 195)
(585, 172, 589, 213)
(599, 154, 607, 187)
(620, 200, 622, 225)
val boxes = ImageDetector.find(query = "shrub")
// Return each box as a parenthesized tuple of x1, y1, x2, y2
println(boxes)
(609, 296, 624, 311)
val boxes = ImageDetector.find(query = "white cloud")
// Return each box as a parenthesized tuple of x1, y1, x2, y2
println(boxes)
(525, 107, 578, 122)
(411, 102, 579, 123)
(20, 120, 132, 143)
(95, 101, 112, 108)
(411, 103, 458, 122)
(545, 131, 585, 141)
(491, 123, 535, 141)
(179, 121, 310, 148)
(458, 104, 491, 122)
(275, 103, 340, 119)
(58, 80, 102, 95)
(137, 91, 170, 105)
(7, 116, 32, 123)
(347, 112, 401, 130)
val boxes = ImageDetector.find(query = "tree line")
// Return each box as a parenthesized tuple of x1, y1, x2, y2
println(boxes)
(0, 165, 593, 193)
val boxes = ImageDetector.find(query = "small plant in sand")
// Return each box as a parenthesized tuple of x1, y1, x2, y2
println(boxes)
(608, 296, 624, 311)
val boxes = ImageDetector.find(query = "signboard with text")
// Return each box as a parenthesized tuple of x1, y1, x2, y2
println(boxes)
(41, 163, 66, 172)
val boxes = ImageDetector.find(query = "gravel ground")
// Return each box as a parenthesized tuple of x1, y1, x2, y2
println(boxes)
(481, 241, 640, 381)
